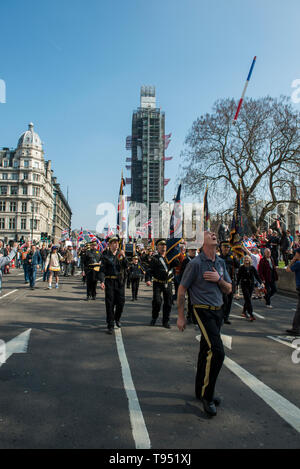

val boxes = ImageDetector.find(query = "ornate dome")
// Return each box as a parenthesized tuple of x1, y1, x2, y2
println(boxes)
(17, 123, 42, 149)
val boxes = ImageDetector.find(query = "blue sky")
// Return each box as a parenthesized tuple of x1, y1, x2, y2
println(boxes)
(1, 0, 300, 229)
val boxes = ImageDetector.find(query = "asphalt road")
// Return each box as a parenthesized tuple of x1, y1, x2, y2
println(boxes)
(0, 267, 299, 449)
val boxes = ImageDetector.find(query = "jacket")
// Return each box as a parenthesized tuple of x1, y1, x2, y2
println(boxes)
(258, 257, 278, 283)
(0, 248, 17, 278)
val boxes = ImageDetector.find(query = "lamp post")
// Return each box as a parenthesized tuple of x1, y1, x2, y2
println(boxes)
(31, 203, 35, 243)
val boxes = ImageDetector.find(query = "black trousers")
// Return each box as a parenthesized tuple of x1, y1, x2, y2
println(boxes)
(86, 270, 97, 298)
(292, 287, 300, 332)
(152, 281, 173, 324)
(241, 284, 254, 317)
(105, 279, 125, 328)
(131, 278, 140, 299)
(264, 280, 277, 305)
(186, 291, 197, 324)
(193, 306, 225, 402)
(222, 292, 233, 321)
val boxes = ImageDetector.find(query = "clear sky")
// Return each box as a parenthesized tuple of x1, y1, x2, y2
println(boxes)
(1, 0, 300, 230)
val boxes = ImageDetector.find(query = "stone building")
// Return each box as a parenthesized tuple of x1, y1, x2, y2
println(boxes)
(0, 123, 71, 243)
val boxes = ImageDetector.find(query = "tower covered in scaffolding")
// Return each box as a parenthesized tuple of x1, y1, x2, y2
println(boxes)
(130, 86, 165, 217)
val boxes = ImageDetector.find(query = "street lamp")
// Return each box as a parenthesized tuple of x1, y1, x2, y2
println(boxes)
(31, 203, 35, 243)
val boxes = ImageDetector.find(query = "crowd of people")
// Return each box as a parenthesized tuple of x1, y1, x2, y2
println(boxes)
(1, 228, 299, 418)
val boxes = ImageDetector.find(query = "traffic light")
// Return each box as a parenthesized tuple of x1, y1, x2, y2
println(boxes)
(40, 232, 48, 241)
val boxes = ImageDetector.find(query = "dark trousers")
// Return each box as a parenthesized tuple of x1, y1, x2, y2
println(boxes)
(86, 270, 97, 298)
(131, 278, 140, 299)
(241, 284, 254, 317)
(28, 266, 37, 288)
(193, 306, 225, 402)
(105, 279, 125, 328)
(187, 291, 197, 324)
(23, 263, 29, 282)
(152, 281, 173, 324)
(222, 292, 233, 321)
(265, 280, 277, 305)
(291, 287, 300, 332)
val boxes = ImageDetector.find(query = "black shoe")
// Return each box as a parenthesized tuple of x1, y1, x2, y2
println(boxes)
(115, 321, 121, 328)
(198, 395, 221, 407)
(149, 319, 156, 326)
(163, 322, 171, 329)
(286, 329, 300, 336)
(86, 296, 90, 301)
(132, 298, 135, 301)
(201, 399, 217, 416)
(224, 320, 231, 324)
(107, 328, 113, 335)
(91, 297, 96, 300)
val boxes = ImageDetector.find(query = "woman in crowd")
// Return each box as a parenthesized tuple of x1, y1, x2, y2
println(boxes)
(44, 246, 63, 290)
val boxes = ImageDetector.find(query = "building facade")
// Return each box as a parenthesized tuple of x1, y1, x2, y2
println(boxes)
(52, 177, 72, 244)
(0, 123, 71, 243)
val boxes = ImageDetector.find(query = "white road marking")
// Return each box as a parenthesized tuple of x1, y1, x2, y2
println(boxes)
(0, 289, 18, 299)
(196, 333, 232, 350)
(224, 356, 300, 434)
(114, 328, 151, 449)
(233, 301, 265, 319)
(0, 329, 32, 366)
(267, 336, 299, 349)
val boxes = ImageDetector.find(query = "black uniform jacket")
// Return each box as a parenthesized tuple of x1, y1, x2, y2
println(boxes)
(84, 249, 102, 271)
(145, 254, 179, 283)
(99, 249, 129, 283)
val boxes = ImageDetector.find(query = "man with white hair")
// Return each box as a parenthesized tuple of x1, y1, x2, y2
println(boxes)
(177, 231, 232, 417)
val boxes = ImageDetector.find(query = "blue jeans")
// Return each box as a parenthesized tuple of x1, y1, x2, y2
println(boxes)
(23, 263, 29, 282)
(28, 266, 37, 287)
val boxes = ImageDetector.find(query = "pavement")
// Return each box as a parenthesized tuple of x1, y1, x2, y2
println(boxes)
(0, 267, 299, 449)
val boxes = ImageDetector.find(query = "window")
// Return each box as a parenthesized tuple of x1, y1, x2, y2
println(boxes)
(21, 218, 26, 230)
(23, 172, 28, 180)
(21, 202, 27, 212)
(10, 202, 16, 212)
(32, 186, 40, 196)
(0, 201, 5, 211)
(24, 160, 29, 168)
(30, 219, 38, 230)
(33, 173, 40, 182)
(13, 161, 19, 168)
(11, 186, 18, 195)
(11, 173, 18, 180)
(9, 218, 16, 229)
(22, 186, 28, 195)
(34, 161, 39, 169)
(2, 173, 8, 180)
(0, 218, 5, 229)
(3, 160, 8, 167)
(0, 186, 7, 195)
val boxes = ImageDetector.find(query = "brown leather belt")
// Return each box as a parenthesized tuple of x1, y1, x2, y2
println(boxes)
(105, 275, 118, 279)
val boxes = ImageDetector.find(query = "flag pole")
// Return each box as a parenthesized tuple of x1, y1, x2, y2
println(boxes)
(233, 56, 257, 124)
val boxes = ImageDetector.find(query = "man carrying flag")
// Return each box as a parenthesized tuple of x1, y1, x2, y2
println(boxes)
(229, 183, 245, 259)
(145, 185, 182, 329)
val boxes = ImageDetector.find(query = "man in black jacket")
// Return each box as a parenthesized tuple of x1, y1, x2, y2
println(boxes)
(99, 236, 128, 334)
(219, 241, 240, 324)
(145, 239, 179, 329)
(84, 242, 102, 301)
